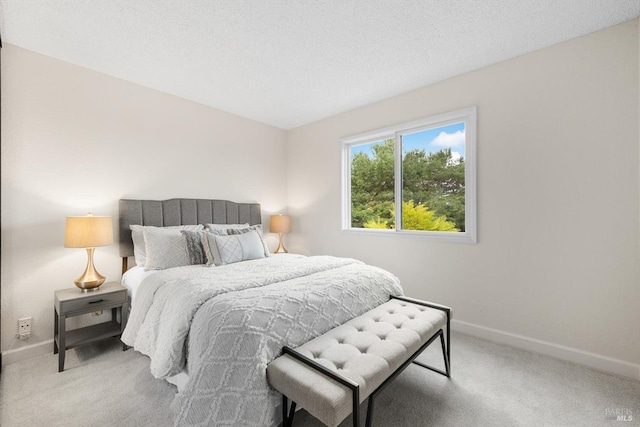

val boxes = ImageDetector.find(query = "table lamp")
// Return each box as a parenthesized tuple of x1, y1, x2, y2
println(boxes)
(64, 213, 113, 291)
(270, 214, 291, 253)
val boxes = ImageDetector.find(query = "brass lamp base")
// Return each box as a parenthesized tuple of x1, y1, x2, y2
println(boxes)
(274, 233, 288, 254)
(74, 247, 106, 292)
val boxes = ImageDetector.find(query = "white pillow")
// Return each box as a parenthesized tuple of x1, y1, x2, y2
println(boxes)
(130, 224, 203, 266)
(226, 224, 270, 257)
(203, 231, 266, 266)
(143, 228, 190, 270)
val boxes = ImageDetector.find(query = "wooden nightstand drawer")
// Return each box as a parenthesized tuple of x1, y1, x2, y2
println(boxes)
(55, 282, 127, 315)
(60, 290, 126, 314)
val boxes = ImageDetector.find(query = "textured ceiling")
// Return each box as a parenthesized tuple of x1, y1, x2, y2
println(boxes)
(1, 1, 638, 129)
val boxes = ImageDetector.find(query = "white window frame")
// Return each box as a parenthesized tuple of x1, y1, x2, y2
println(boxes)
(341, 106, 477, 243)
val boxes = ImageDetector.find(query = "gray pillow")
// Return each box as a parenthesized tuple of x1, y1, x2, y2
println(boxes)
(203, 230, 266, 266)
(181, 230, 209, 266)
(130, 224, 203, 266)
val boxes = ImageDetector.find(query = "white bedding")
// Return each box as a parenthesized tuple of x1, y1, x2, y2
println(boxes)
(122, 254, 402, 426)
(121, 266, 157, 301)
(122, 266, 192, 391)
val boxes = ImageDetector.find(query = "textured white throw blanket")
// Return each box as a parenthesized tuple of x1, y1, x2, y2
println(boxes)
(122, 255, 402, 426)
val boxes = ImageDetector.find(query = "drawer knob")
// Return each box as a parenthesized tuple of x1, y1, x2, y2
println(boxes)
(88, 299, 104, 304)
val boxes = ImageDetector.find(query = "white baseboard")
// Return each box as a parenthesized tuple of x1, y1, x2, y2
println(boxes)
(2, 339, 54, 367)
(3, 323, 639, 381)
(451, 319, 640, 381)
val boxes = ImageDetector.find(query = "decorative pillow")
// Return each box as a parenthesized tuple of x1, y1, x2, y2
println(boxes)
(203, 230, 266, 266)
(204, 223, 249, 234)
(130, 224, 203, 266)
(180, 230, 209, 266)
(202, 226, 246, 260)
(143, 228, 191, 271)
(226, 224, 270, 257)
(202, 233, 220, 266)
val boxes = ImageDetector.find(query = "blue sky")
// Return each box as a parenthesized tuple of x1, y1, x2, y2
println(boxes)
(351, 122, 466, 160)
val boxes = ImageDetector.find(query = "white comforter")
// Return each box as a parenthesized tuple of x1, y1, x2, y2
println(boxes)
(122, 255, 402, 426)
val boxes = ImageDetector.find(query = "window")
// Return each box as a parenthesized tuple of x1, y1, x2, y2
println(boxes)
(341, 106, 476, 243)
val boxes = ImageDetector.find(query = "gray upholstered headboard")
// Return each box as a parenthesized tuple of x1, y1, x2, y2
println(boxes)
(119, 198, 261, 259)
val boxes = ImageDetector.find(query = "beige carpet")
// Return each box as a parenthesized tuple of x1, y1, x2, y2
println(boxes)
(1, 332, 638, 426)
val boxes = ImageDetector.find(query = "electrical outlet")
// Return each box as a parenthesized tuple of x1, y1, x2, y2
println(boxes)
(18, 317, 31, 333)
(17, 317, 32, 340)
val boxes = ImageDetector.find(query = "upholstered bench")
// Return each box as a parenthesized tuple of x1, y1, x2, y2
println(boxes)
(267, 295, 451, 427)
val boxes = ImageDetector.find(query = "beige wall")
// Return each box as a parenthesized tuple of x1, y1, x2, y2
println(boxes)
(0, 44, 287, 355)
(287, 20, 640, 370)
(2, 21, 639, 377)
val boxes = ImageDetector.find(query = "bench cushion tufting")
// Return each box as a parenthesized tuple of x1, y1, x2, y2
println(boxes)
(267, 299, 450, 427)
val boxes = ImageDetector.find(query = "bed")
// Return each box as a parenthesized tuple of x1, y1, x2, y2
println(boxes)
(118, 198, 403, 426)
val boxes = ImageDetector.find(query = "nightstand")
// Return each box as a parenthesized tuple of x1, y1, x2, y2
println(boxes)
(54, 282, 129, 372)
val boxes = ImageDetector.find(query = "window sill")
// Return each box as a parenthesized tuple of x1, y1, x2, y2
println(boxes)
(341, 228, 477, 244)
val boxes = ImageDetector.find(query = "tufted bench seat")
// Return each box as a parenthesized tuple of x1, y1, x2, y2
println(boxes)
(267, 295, 451, 427)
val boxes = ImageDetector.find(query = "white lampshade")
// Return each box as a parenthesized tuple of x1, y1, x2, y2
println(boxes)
(64, 214, 113, 248)
(270, 214, 291, 234)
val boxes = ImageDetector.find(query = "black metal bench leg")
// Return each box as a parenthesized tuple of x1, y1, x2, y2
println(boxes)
(365, 395, 375, 427)
(412, 330, 450, 377)
(282, 395, 296, 427)
(288, 401, 296, 426)
(446, 313, 451, 376)
(353, 386, 360, 427)
(282, 395, 288, 427)
(440, 333, 450, 377)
